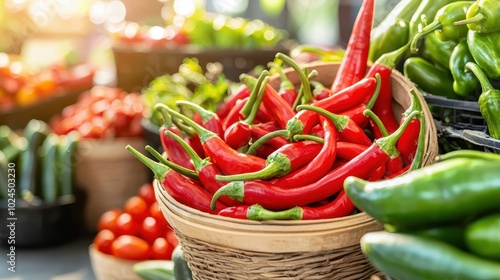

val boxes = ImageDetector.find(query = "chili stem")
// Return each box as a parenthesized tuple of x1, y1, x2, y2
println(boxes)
(145, 145, 198, 179)
(246, 129, 290, 155)
(241, 71, 269, 118)
(363, 109, 389, 137)
(409, 114, 426, 171)
(276, 52, 313, 104)
(292, 134, 324, 144)
(246, 76, 270, 125)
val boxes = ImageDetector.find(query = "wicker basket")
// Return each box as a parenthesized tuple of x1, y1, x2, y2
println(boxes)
(154, 62, 439, 280)
(75, 137, 149, 232)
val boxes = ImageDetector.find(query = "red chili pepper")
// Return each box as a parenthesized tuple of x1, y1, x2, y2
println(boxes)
(240, 73, 295, 129)
(365, 43, 409, 137)
(287, 77, 377, 137)
(210, 111, 419, 210)
(126, 145, 226, 214)
(216, 84, 250, 120)
(165, 106, 266, 175)
(269, 116, 337, 188)
(363, 109, 404, 177)
(177, 100, 224, 139)
(384, 164, 410, 179)
(396, 88, 422, 166)
(337, 73, 381, 128)
(331, 0, 375, 94)
(155, 104, 195, 170)
(170, 114, 205, 159)
(297, 105, 372, 147)
(222, 97, 248, 130)
(217, 190, 354, 220)
(224, 74, 269, 149)
(145, 145, 198, 180)
(250, 123, 288, 149)
(215, 140, 323, 182)
(336, 142, 369, 161)
(368, 164, 387, 182)
(163, 130, 241, 206)
(311, 81, 332, 101)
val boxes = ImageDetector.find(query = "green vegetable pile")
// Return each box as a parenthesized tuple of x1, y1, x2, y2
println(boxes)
(343, 149, 500, 280)
(181, 10, 288, 50)
(1, 120, 79, 204)
(142, 58, 232, 127)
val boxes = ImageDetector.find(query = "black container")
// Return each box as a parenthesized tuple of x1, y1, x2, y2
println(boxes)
(0, 195, 81, 248)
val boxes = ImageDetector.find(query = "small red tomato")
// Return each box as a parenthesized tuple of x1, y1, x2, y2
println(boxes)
(111, 235, 150, 261)
(165, 230, 179, 249)
(138, 183, 156, 206)
(151, 237, 173, 260)
(140, 216, 164, 244)
(97, 208, 123, 233)
(93, 229, 116, 255)
(150, 202, 169, 229)
(124, 196, 149, 222)
(115, 213, 140, 236)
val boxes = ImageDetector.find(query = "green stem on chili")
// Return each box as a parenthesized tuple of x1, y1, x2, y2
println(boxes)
(293, 134, 324, 144)
(145, 145, 198, 179)
(363, 109, 389, 137)
(276, 52, 313, 104)
(246, 129, 290, 155)
(409, 112, 426, 171)
(240, 70, 269, 118)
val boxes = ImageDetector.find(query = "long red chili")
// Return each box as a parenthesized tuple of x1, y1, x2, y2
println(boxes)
(216, 84, 250, 120)
(164, 130, 241, 206)
(164, 106, 267, 175)
(155, 104, 195, 170)
(336, 142, 369, 161)
(240, 73, 295, 129)
(215, 140, 323, 182)
(217, 190, 354, 220)
(269, 62, 298, 107)
(330, 0, 375, 94)
(126, 145, 226, 214)
(365, 43, 409, 137)
(286, 77, 377, 136)
(177, 100, 224, 139)
(297, 105, 372, 147)
(396, 88, 422, 166)
(210, 111, 418, 210)
(269, 116, 337, 188)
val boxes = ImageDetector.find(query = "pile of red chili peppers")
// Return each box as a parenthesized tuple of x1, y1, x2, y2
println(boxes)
(127, 0, 427, 221)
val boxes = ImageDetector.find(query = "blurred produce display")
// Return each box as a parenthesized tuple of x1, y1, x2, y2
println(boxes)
(113, 9, 287, 50)
(142, 58, 231, 127)
(93, 182, 179, 261)
(0, 53, 94, 110)
(50, 86, 144, 139)
(0, 120, 79, 203)
(345, 150, 500, 279)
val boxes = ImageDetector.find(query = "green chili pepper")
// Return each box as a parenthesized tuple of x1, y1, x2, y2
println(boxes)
(449, 40, 479, 97)
(410, 1, 473, 53)
(467, 30, 500, 79)
(344, 154, 500, 230)
(403, 57, 458, 99)
(409, 0, 460, 40)
(465, 62, 500, 139)
(422, 32, 458, 69)
(369, 0, 420, 62)
(454, 0, 500, 33)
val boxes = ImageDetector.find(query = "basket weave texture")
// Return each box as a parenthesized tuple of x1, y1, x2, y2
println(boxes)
(155, 62, 438, 280)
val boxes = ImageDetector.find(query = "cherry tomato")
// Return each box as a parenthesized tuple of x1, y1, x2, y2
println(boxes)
(165, 230, 179, 249)
(124, 196, 149, 222)
(138, 183, 156, 206)
(97, 208, 123, 233)
(150, 202, 169, 229)
(93, 229, 116, 255)
(111, 235, 150, 261)
(115, 212, 140, 236)
(140, 216, 164, 244)
(151, 237, 173, 260)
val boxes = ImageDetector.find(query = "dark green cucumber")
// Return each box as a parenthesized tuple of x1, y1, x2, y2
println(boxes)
(133, 260, 175, 280)
(172, 245, 193, 280)
(361, 231, 500, 280)
(393, 224, 467, 250)
(18, 120, 51, 199)
(0, 126, 26, 162)
(40, 134, 60, 203)
(57, 131, 80, 196)
(465, 213, 500, 260)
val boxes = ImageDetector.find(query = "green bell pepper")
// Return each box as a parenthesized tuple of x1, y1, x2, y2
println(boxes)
(423, 31, 458, 69)
(449, 39, 479, 97)
(454, 0, 500, 33)
(404, 57, 458, 99)
(409, 0, 461, 39)
(465, 62, 500, 139)
(467, 30, 500, 79)
(410, 1, 474, 53)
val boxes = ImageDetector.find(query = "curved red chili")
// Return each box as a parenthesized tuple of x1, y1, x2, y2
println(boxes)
(331, 0, 375, 94)
(336, 142, 369, 161)
(177, 100, 224, 139)
(216, 84, 250, 120)
(269, 62, 298, 107)
(210, 111, 419, 210)
(126, 145, 226, 214)
(396, 88, 422, 166)
(165, 106, 267, 175)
